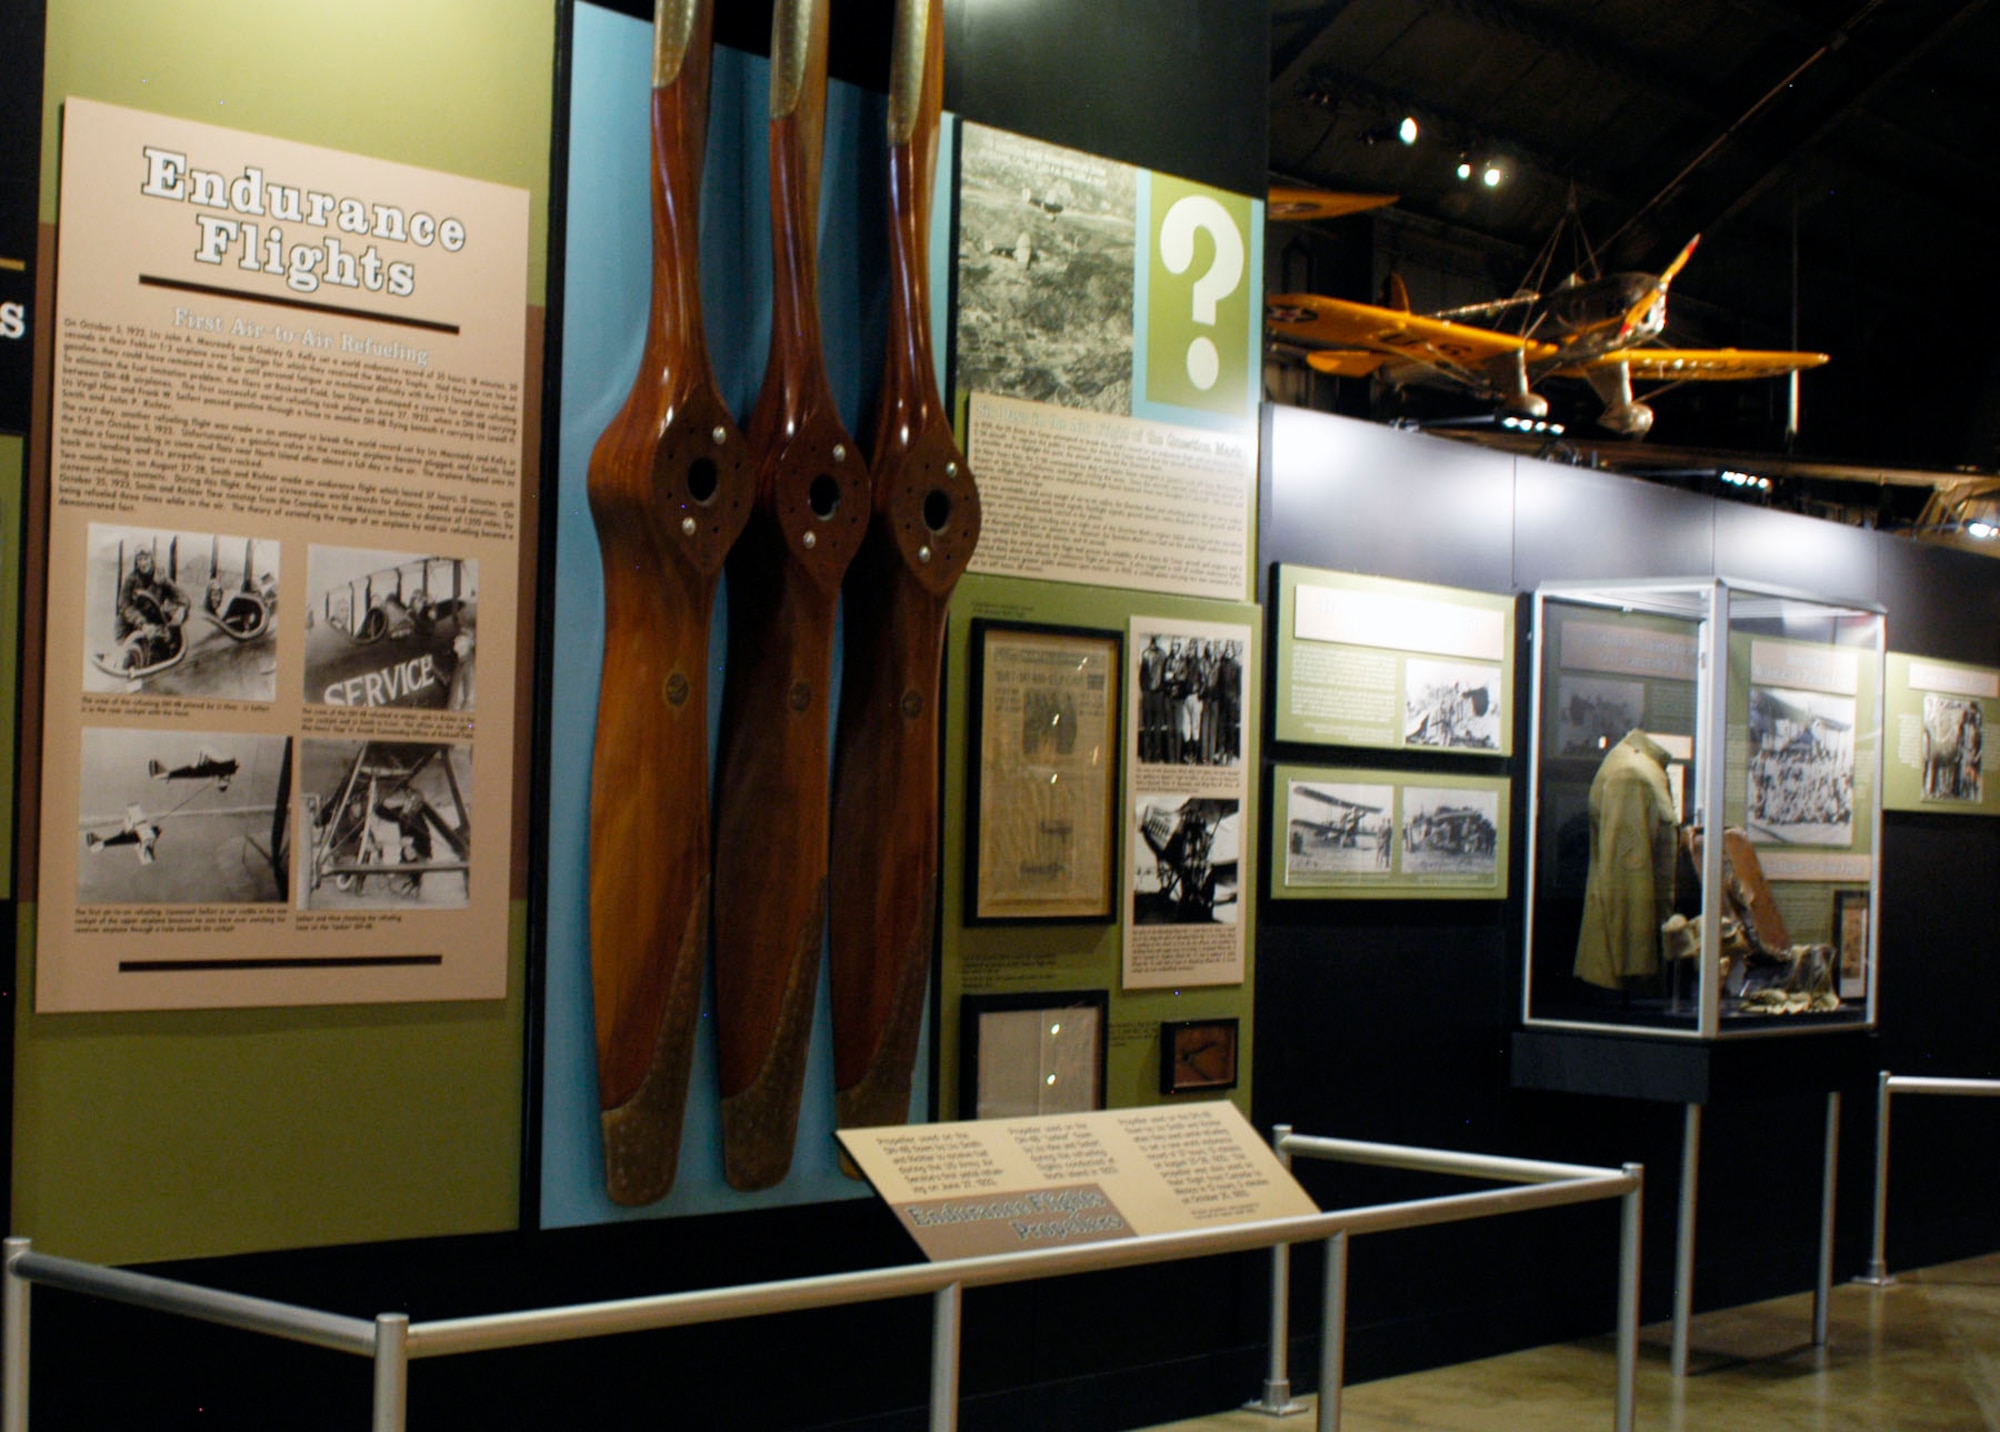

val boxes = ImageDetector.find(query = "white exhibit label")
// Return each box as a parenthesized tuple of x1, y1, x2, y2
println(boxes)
(1561, 621, 1697, 680)
(1905, 659, 1999, 699)
(966, 391, 1253, 602)
(1750, 639, 1859, 696)
(1294, 584, 1505, 662)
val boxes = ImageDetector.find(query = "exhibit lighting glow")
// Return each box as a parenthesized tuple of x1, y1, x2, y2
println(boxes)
(1721, 469, 1773, 493)
(1500, 415, 1565, 435)
(1456, 158, 1473, 181)
(1968, 520, 1998, 539)
(1359, 116, 1420, 145)
(1481, 164, 1503, 188)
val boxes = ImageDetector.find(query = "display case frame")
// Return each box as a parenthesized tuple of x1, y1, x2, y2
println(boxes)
(1523, 577, 1884, 1040)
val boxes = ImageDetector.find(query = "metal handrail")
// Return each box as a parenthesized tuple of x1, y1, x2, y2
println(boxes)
(1245, 1127, 1643, 1432)
(5, 1133, 1642, 1432)
(1859, 1070, 2000, 1285)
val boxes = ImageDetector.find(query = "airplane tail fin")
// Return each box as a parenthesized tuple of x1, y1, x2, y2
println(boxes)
(148, 760, 167, 780)
(1380, 271, 1411, 312)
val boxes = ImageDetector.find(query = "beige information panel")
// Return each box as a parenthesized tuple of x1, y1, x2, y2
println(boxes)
(36, 98, 528, 1010)
(838, 1101, 1316, 1261)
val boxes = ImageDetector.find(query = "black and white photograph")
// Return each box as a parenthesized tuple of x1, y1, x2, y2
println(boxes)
(1285, 780, 1395, 877)
(1555, 674, 1646, 756)
(76, 728, 291, 904)
(1920, 693, 1983, 803)
(1134, 632, 1244, 767)
(954, 124, 1136, 413)
(82, 523, 279, 700)
(304, 546, 478, 711)
(1133, 795, 1239, 925)
(1747, 687, 1857, 843)
(1403, 658, 1502, 750)
(298, 740, 472, 910)
(1400, 786, 1501, 878)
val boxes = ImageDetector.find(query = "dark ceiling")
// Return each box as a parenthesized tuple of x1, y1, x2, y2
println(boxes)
(1265, 0, 2000, 509)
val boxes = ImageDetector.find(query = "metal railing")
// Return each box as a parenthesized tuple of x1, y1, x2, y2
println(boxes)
(1857, 1071, 2000, 1286)
(4, 1131, 1641, 1432)
(1244, 1128, 1643, 1432)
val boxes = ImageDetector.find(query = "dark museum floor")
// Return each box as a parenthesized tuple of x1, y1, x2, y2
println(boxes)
(1140, 1252, 2000, 1430)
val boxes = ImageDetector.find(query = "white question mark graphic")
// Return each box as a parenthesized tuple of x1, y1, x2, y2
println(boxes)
(1159, 195, 1245, 391)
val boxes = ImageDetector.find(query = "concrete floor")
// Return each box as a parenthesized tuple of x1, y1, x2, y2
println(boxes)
(1143, 1252, 2000, 1430)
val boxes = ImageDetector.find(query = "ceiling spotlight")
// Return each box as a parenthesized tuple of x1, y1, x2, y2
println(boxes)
(1456, 157, 1472, 181)
(1360, 116, 1419, 145)
(1720, 469, 1773, 493)
(1967, 520, 1998, 539)
(1481, 163, 1504, 188)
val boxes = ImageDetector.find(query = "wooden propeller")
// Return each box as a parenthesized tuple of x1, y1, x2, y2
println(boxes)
(828, 0, 981, 1135)
(712, 0, 872, 1191)
(586, 0, 754, 1207)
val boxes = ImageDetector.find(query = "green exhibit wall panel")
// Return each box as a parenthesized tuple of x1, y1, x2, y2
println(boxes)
(941, 572, 1260, 1123)
(12, 0, 552, 1264)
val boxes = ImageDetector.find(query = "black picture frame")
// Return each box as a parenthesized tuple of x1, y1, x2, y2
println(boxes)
(959, 989, 1110, 1120)
(1159, 1017, 1239, 1095)
(964, 619, 1123, 924)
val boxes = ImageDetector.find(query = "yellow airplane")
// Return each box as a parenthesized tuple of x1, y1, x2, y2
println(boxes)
(1266, 235, 1828, 436)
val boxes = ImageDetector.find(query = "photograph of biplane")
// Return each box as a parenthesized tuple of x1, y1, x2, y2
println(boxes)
(298, 740, 471, 910)
(1133, 795, 1239, 925)
(1266, 233, 1827, 437)
(303, 546, 476, 710)
(81, 524, 279, 700)
(1285, 780, 1394, 877)
(76, 729, 290, 904)
(1746, 687, 1856, 845)
(1400, 787, 1500, 878)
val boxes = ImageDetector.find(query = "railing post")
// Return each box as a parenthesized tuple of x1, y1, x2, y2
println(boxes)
(4, 1238, 30, 1432)
(1615, 1165, 1641, 1432)
(1859, 1070, 1894, 1285)
(371, 1313, 408, 1432)
(1814, 1089, 1840, 1345)
(1671, 1101, 1701, 1378)
(1315, 1231, 1347, 1432)
(929, 1282, 962, 1432)
(1246, 1125, 1307, 1417)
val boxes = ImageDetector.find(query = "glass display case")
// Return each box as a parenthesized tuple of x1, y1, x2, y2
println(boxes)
(1524, 579, 1883, 1038)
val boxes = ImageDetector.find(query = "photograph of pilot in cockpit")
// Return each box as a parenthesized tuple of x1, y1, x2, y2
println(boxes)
(303, 544, 478, 711)
(81, 522, 279, 701)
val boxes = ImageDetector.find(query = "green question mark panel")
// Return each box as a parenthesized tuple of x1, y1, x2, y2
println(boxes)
(1145, 175, 1254, 420)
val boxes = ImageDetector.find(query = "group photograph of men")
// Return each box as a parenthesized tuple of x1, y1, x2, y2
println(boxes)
(1137, 633, 1244, 767)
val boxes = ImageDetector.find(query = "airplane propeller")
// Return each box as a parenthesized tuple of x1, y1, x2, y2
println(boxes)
(1616, 234, 1700, 343)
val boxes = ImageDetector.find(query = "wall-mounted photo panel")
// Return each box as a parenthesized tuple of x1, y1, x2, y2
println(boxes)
(1272, 764, 1511, 900)
(1273, 564, 1516, 754)
(1124, 614, 1252, 988)
(1883, 652, 2000, 815)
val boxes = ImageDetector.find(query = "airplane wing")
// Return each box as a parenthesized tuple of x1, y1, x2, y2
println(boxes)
(124, 803, 147, 831)
(1296, 785, 1383, 814)
(1269, 293, 1557, 391)
(1268, 187, 1397, 222)
(1556, 348, 1829, 382)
